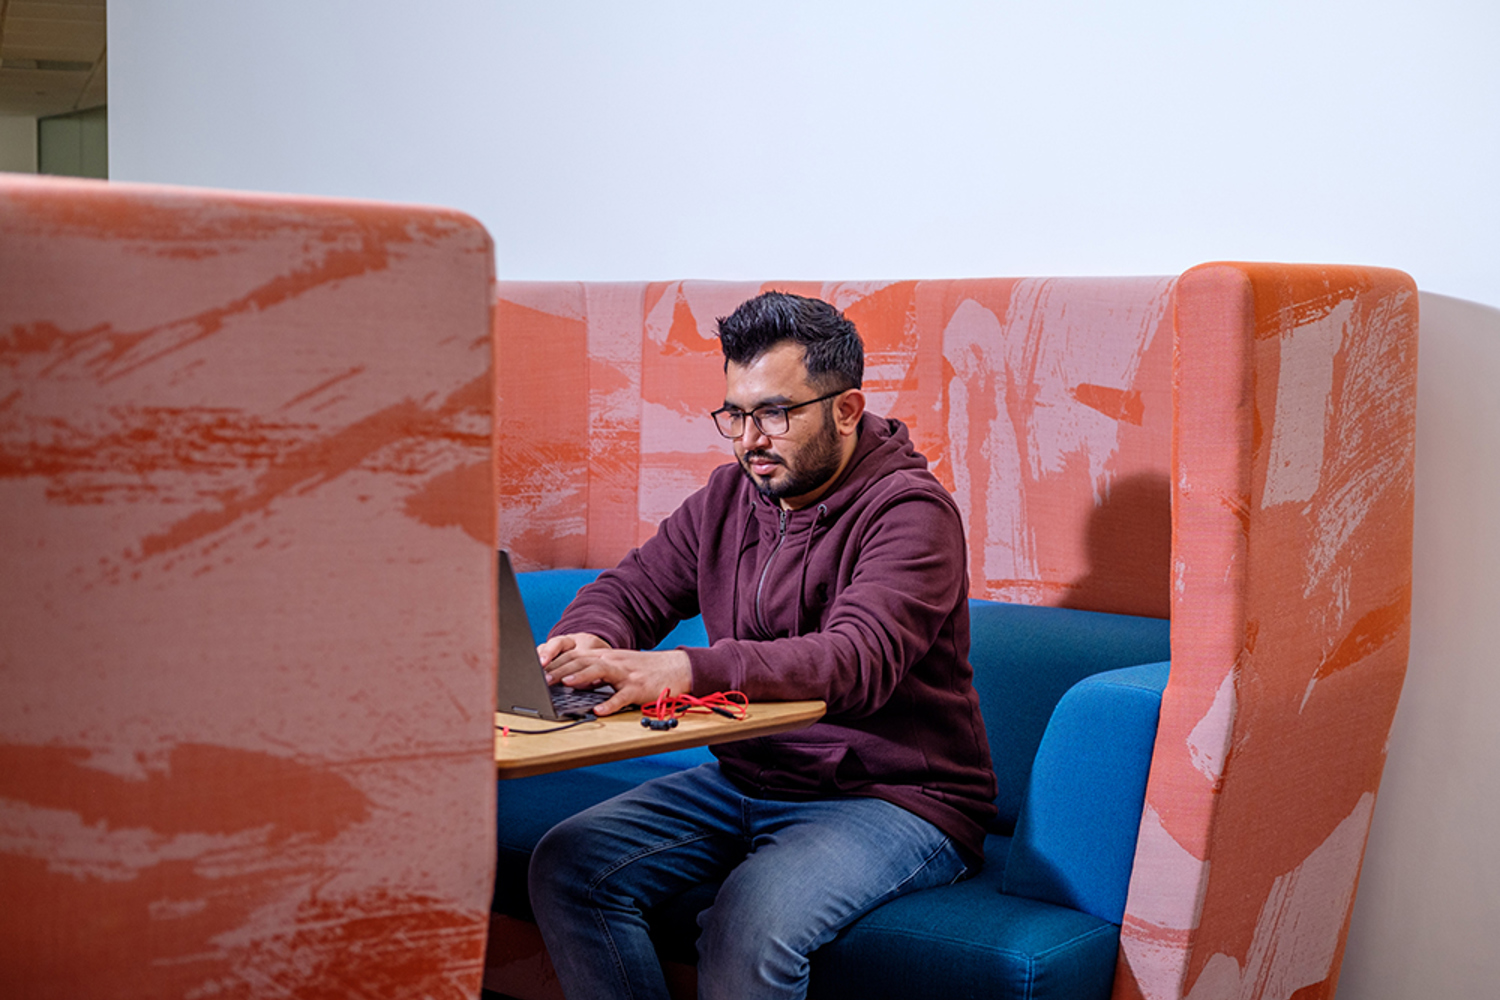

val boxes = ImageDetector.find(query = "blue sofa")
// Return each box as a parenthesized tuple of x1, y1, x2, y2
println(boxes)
(493, 570, 1171, 1000)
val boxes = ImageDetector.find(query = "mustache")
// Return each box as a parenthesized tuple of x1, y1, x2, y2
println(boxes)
(743, 450, 782, 465)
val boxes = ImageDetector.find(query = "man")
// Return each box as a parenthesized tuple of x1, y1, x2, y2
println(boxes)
(529, 291, 996, 1000)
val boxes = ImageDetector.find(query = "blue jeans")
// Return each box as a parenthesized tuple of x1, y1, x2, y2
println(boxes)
(528, 762, 970, 1000)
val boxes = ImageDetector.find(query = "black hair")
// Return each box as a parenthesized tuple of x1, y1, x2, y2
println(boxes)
(716, 291, 864, 391)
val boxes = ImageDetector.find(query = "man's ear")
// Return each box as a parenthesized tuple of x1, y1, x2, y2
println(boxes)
(835, 389, 865, 435)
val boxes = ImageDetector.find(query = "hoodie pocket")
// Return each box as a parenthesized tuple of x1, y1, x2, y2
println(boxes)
(755, 739, 855, 792)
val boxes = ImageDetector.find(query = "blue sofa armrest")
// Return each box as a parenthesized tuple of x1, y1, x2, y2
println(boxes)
(967, 600, 1170, 834)
(1002, 660, 1169, 924)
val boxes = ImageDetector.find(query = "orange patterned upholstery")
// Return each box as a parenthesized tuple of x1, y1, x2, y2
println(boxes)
(0, 175, 498, 998)
(493, 266, 1416, 1000)
(497, 278, 1176, 617)
(1122, 264, 1417, 1000)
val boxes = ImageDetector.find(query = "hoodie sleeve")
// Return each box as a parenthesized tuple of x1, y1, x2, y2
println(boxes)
(685, 486, 966, 717)
(547, 486, 707, 650)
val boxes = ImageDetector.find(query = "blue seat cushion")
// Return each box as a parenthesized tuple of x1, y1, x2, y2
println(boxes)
(807, 833, 1119, 1000)
(498, 780, 1119, 1000)
(622, 834, 1120, 1000)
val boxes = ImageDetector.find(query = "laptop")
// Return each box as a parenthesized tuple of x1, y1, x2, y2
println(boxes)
(495, 550, 614, 720)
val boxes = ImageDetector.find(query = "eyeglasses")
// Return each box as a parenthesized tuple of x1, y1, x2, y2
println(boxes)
(709, 389, 846, 439)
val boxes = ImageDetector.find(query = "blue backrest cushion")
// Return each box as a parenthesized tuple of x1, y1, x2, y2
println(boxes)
(515, 568, 710, 649)
(514, 572, 1171, 839)
(1001, 661, 1168, 924)
(967, 600, 1170, 834)
(515, 568, 713, 769)
(513, 568, 601, 644)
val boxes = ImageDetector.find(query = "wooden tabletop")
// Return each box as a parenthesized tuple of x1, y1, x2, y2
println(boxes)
(495, 700, 827, 779)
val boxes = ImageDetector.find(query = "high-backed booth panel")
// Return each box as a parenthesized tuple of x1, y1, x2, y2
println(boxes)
(1127, 264, 1417, 1000)
(0, 176, 498, 998)
(491, 268, 1416, 1000)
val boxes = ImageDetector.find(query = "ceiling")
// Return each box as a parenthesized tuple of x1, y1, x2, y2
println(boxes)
(0, 0, 106, 118)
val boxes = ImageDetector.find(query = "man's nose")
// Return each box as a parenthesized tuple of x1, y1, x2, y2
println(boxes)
(738, 419, 771, 448)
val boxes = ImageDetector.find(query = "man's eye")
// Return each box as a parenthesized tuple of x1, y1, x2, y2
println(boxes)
(756, 407, 786, 420)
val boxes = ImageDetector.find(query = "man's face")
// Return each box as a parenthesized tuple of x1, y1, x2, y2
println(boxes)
(722, 342, 845, 509)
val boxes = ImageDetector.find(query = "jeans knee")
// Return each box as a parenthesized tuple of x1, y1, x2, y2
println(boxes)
(696, 903, 808, 995)
(528, 817, 591, 911)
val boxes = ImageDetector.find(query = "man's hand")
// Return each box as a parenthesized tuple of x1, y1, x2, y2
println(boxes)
(539, 633, 693, 717)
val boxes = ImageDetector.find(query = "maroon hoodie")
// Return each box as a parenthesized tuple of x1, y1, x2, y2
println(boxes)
(552, 412, 997, 859)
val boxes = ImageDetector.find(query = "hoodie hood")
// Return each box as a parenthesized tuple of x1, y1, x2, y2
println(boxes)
(734, 413, 933, 639)
(788, 411, 931, 521)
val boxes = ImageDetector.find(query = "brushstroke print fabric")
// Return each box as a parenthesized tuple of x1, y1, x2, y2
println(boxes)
(1, 176, 497, 999)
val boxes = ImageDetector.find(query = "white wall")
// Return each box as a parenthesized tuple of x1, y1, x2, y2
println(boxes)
(112, 0, 1499, 306)
(109, 2, 1500, 997)
(1339, 292, 1500, 999)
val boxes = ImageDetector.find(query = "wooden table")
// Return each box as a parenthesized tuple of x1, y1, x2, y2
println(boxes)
(495, 700, 826, 779)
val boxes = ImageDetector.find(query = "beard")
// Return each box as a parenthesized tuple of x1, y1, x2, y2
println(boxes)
(737, 408, 844, 504)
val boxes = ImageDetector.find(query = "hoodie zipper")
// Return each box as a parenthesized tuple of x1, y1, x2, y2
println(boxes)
(754, 507, 788, 635)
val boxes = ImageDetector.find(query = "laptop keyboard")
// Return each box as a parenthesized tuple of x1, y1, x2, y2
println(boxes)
(550, 684, 610, 716)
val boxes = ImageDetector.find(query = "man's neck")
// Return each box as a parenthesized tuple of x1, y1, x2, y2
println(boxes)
(780, 426, 861, 511)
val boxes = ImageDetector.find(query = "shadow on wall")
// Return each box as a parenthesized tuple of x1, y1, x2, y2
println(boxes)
(1060, 472, 1172, 620)
(1340, 292, 1500, 1000)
